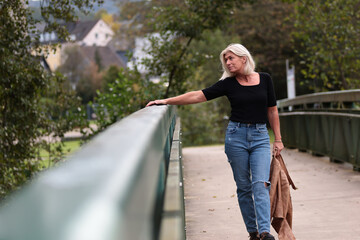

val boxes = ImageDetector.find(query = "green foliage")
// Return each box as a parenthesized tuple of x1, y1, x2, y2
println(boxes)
(140, 0, 297, 145)
(98, 0, 360, 148)
(226, 0, 301, 99)
(94, 48, 103, 71)
(57, 46, 103, 104)
(91, 0, 252, 146)
(36, 0, 104, 46)
(179, 29, 239, 146)
(140, 32, 199, 98)
(113, 0, 253, 146)
(57, 46, 84, 88)
(1, 0, 45, 197)
(76, 62, 103, 104)
(39, 140, 82, 169)
(102, 65, 123, 92)
(138, 0, 250, 98)
(0, 0, 102, 199)
(92, 67, 162, 133)
(115, 0, 288, 146)
(179, 102, 228, 146)
(292, 0, 360, 91)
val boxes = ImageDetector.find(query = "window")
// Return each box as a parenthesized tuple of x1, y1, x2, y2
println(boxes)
(95, 33, 98, 39)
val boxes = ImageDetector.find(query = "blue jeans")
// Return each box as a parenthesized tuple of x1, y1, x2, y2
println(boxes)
(225, 121, 271, 234)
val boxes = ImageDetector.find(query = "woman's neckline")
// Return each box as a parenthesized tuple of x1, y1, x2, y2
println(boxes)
(235, 72, 261, 87)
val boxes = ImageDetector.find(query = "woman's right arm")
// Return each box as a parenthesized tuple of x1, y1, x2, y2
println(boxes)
(146, 90, 207, 107)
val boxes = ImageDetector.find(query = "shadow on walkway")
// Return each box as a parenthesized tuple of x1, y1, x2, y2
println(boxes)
(183, 146, 360, 240)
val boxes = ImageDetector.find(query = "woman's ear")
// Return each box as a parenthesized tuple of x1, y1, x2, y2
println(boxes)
(242, 56, 247, 63)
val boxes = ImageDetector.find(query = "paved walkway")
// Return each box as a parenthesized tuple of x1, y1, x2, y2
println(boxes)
(183, 145, 360, 240)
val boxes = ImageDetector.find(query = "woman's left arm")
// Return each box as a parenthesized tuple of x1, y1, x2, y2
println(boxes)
(267, 106, 284, 157)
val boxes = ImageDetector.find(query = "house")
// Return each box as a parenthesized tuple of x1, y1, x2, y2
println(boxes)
(38, 19, 115, 71)
(39, 19, 114, 47)
(65, 19, 114, 47)
(40, 45, 62, 72)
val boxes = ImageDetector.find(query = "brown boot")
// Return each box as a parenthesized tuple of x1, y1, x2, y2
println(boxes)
(249, 232, 260, 240)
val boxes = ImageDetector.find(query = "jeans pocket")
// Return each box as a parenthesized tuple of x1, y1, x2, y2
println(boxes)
(256, 126, 268, 134)
(227, 127, 237, 134)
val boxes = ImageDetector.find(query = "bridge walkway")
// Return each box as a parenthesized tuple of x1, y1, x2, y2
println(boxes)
(183, 145, 360, 240)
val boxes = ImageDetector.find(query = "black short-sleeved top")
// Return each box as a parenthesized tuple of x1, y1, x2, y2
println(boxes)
(202, 72, 277, 123)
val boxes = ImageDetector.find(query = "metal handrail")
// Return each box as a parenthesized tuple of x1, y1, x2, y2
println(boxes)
(277, 89, 360, 110)
(159, 118, 185, 240)
(0, 105, 182, 240)
(279, 111, 360, 118)
(277, 90, 360, 171)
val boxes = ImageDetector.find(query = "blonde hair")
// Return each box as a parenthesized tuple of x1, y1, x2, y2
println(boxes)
(219, 43, 256, 80)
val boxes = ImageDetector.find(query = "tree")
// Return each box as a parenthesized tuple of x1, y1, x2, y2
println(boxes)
(0, 0, 103, 199)
(226, 0, 303, 99)
(134, 0, 303, 145)
(76, 62, 103, 104)
(94, 48, 103, 72)
(58, 46, 104, 104)
(116, 0, 155, 38)
(110, 0, 296, 146)
(92, 66, 161, 133)
(130, 0, 253, 98)
(179, 29, 239, 146)
(102, 65, 123, 92)
(94, 0, 252, 130)
(57, 45, 85, 89)
(292, 0, 360, 91)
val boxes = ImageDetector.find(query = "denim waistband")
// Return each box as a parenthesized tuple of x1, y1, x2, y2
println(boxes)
(228, 120, 266, 128)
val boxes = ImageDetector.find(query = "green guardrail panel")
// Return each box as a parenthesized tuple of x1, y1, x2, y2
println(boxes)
(279, 111, 360, 170)
(0, 105, 178, 240)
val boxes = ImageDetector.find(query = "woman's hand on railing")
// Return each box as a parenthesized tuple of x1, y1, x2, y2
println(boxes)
(146, 99, 167, 107)
(146, 91, 206, 107)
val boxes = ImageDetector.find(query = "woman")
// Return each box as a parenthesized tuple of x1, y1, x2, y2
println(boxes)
(146, 43, 284, 240)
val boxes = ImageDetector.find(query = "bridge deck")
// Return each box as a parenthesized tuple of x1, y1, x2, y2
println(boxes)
(183, 145, 360, 240)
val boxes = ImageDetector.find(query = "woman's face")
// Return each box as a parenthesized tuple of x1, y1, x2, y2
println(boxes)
(224, 51, 246, 75)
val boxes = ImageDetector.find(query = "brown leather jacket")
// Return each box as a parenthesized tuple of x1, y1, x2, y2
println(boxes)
(269, 154, 297, 240)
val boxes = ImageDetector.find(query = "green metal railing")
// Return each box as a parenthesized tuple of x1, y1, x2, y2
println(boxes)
(278, 90, 360, 171)
(0, 105, 185, 240)
(159, 117, 185, 240)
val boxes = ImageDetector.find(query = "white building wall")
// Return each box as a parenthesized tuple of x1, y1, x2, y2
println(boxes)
(81, 20, 114, 46)
(127, 37, 149, 74)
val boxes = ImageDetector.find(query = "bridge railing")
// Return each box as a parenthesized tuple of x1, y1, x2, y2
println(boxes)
(278, 90, 360, 171)
(0, 105, 185, 240)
